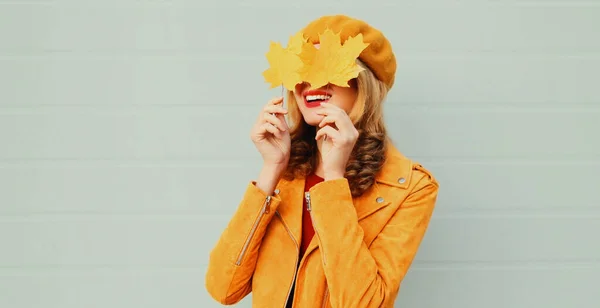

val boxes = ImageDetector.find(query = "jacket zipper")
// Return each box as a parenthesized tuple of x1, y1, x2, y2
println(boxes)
(305, 192, 326, 265)
(235, 195, 271, 266)
(306, 192, 330, 308)
(321, 287, 329, 308)
(275, 211, 299, 308)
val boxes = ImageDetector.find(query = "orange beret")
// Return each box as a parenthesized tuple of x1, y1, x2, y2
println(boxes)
(301, 15, 397, 90)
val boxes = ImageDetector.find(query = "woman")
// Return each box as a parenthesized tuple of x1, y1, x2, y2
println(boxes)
(206, 15, 439, 308)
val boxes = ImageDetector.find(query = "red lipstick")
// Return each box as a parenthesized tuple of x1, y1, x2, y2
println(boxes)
(303, 89, 332, 108)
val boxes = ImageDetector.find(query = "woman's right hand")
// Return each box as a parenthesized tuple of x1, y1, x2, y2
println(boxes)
(250, 97, 291, 168)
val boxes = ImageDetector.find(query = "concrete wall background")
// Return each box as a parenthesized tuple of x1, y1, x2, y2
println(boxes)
(1, 1, 599, 307)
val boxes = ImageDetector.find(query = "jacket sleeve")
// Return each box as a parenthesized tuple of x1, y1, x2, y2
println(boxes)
(205, 181, 282, 305)
(307, 167, 439, 308)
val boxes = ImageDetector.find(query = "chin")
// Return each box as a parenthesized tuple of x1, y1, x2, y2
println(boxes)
(295, 88, 332, 127)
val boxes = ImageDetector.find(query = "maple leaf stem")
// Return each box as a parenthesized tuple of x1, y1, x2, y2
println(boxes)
(280, 84, 284, 108)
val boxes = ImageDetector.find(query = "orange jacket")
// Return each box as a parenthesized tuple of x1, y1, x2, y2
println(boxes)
(205, 143, 439, 307)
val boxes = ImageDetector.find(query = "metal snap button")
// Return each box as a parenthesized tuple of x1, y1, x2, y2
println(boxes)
(376, 197, 384, 203)
(274, 189, 280, 194)
(398, 177, 406, 184)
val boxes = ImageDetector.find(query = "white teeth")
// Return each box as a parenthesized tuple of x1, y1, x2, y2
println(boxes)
(305, 95, 331, 102)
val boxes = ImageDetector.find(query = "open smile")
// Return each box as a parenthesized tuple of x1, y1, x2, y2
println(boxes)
(303, 89, 332, 108)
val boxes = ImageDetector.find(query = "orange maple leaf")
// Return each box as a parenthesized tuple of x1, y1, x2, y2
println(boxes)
(262, 31, 307, 91)
(299, 28, 369, 89)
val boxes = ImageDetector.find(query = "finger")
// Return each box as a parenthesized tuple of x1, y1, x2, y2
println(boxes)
(263, 113, 286, 131)
(262, 97, 284, 115)
(318, 115, 337, 128)
(317, 103, 354, 132)
(264, 97, 285, 120)
(315, 103, 344, 118)
(263, 122, 282, 139)
(315, 125, 341, 141)
(316, 109, 350, 133)
(263, 105, 288, 115)
(267, 96, 284, 106)
(317, 102, 343, 112)
(274, 112, 290, 130)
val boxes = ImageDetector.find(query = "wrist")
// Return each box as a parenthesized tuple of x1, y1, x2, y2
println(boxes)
(324, 170, 345, 181)
(256, 163, 287, 195)
(262, 162, 287, 175)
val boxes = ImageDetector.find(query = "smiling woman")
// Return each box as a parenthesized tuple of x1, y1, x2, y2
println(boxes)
(205, 14, 440, 308)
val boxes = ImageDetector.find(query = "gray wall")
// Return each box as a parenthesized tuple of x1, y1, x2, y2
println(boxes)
(1, 1, 599, 307)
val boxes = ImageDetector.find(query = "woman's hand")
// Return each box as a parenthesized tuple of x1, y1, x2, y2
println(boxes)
(250, 97, 291, 169)
(315, 102, 359, 180)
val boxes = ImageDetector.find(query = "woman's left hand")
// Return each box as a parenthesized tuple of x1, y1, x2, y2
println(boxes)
(315, 102, 359, 180)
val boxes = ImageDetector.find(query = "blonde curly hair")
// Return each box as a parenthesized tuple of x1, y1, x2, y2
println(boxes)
(282, 60, 390, 197)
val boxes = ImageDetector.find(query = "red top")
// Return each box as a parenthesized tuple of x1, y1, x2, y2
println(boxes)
(300, 173, 324, 259)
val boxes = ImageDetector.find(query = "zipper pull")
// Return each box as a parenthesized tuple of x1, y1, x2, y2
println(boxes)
(305, 192, 311, 211)
(264, 195, 271, 214)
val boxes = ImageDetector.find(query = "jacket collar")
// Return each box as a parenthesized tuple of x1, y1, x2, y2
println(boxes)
(374, 142, 414, 190)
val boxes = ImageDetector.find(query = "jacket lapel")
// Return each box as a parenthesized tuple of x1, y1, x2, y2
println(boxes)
(353, 185, 391, 221)
(274, 175, 305, 249)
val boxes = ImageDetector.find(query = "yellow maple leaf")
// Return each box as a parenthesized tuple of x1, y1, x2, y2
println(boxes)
(299, 28, 369, 89)
(262, 31, 307, 91)
(286, 31, 307, 54)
